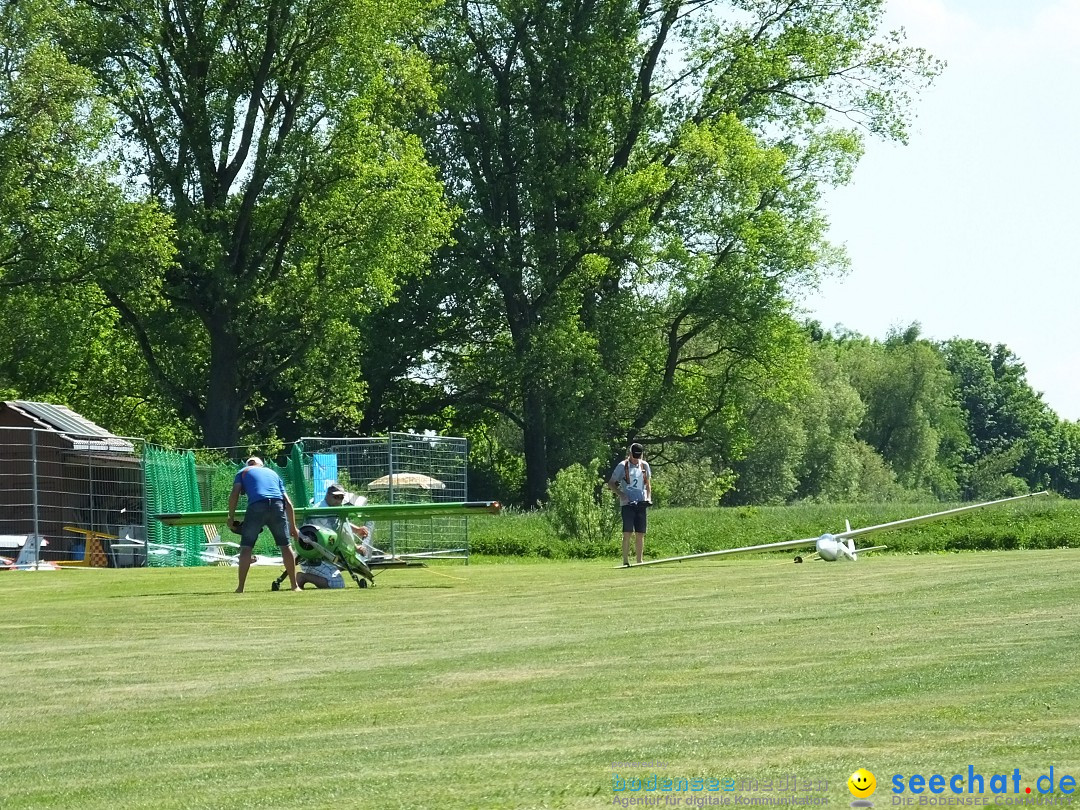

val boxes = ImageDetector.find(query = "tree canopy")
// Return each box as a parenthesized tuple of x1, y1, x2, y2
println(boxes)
(57, 0, 452, 447)
(402, 0, 942, 503)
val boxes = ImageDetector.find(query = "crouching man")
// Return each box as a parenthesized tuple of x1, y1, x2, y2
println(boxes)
(296, 559, 345, 589)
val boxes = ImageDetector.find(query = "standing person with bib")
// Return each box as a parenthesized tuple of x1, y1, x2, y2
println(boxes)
(607, 443, 653, 566)
(227, 456, 302, 592)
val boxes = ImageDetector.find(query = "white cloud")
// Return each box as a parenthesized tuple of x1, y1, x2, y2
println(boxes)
(882, 0, 1080, 70)
(882, 0, 977, 53)
(1029, 0, 1080, 61)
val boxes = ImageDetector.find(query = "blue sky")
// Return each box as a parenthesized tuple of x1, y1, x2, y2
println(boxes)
(801, 0, 1080, 420)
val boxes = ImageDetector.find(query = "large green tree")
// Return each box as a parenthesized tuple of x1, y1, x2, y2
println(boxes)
(1048, 420, 1080, 499)
(413, 0, 941, 504)
(0, 0, 185, 438)
(727, 335, 867, 503)
(1, 0, 105, 283)
(837, 325, 966, 497)
(942, 339, 1056, 497)
(50, 0, 452, 447)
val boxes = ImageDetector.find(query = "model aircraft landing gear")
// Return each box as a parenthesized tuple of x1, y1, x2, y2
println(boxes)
(339, 556, 374, 589)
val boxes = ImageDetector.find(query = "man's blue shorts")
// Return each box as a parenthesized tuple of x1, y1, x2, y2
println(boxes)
(240, 499, 291, 548)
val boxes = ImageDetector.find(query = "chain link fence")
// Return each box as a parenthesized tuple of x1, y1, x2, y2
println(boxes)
(300, 433, 470, 559)
(0, 426, 147, 567)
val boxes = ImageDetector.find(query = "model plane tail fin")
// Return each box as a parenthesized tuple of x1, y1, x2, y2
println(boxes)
(15, 534, 44, 567)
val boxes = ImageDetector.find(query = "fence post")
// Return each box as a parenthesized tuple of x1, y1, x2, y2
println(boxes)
(388, 433, 396, 557)
(30, 429, 40, 565)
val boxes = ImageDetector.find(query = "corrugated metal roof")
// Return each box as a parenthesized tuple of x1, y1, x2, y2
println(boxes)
(8, 401, 135, 453)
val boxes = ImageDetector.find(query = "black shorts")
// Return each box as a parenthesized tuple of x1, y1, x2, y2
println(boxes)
(621, 502, 648, 534)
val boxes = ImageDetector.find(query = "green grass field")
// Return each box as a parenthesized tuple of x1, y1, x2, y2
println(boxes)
(2, 550, 1079, 809)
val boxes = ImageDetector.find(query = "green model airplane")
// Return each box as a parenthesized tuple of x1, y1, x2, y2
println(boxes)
(154, 499, 502, 589)
(155, 500, 502, 527)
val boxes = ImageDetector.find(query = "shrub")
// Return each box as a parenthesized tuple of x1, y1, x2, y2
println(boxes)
(542, 460, 620, 556)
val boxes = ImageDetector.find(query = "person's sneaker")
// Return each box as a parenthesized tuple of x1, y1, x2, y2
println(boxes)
(622, 560, 631, 567)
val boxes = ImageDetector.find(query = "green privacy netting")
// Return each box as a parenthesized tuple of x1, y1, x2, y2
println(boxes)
(143, 445, 204, 566)
(143, 443, 312, 565)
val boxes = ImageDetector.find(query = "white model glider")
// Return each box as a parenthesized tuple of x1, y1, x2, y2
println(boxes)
(625, 491, 1049, 568)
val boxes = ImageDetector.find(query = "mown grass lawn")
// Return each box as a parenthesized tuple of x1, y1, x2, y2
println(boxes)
(1, 550, 1078, 809)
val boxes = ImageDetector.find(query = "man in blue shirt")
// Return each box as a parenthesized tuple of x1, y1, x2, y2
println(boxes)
(227, 456, 301, 592)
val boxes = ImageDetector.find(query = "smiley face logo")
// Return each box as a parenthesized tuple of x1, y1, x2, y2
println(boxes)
(848, 768, 877, 798)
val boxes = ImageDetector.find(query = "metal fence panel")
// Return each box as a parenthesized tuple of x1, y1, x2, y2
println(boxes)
(0, 427, 146, 567)
(299, 433, 470, 560)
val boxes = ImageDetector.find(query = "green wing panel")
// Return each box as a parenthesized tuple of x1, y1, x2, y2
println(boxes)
(155, 500, 502, 526)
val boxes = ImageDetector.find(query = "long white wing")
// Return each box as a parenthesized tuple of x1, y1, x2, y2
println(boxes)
(623, 492, 1047, 569)
(837, 492, 1047, 540)
(625, 537, 819, 567)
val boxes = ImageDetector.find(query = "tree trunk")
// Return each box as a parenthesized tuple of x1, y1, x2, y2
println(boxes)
(522, 382, 548, 507)
(202, 325, 243, 449)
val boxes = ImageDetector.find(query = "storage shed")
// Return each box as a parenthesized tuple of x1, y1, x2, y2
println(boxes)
(0, 401, 142, 562)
